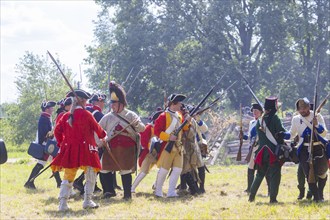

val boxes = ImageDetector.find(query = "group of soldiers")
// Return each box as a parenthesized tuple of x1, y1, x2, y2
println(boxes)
(22, 79, 330, 211)
(24, 81, 209, 211)
(242, 97, 329, 203)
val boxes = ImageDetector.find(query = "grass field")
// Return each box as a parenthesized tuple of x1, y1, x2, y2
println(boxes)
(0, 161, 329, 220)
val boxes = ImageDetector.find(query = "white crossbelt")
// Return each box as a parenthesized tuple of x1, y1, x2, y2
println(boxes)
(303, 141, 322, 147)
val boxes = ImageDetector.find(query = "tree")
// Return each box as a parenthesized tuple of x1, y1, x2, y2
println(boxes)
(11, 52, 74, 145)
(85, 0, 329, 112)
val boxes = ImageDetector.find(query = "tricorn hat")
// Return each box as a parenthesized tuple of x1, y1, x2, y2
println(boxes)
(89, 93, 107, 103)
(250, 103, 263, 112)
(66, 89, 91, 99)
(41, 100, 56, 111)
(57, 97, 72, 107)
(168, 94, 186, 103)
(151, 110, 163, 122)
(295, 97, 310, 110)
(264, 96, 278, 111)
(109, 81, 127, 106)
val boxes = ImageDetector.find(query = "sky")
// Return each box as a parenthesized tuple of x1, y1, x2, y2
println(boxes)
(0, 0, 100, 104)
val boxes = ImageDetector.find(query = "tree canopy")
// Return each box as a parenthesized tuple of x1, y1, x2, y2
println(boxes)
(85, 0, 329, 112)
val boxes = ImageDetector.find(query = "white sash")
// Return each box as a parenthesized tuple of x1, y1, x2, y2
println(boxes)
(299, 115, 313, 130)
(165, 111, 178, 134)
(259, 118, 278, 146)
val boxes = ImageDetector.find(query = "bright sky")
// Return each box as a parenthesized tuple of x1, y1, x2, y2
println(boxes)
(0, 0, 100, 104)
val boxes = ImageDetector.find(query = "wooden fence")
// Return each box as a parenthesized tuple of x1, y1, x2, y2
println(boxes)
(207, 115, 330, 165)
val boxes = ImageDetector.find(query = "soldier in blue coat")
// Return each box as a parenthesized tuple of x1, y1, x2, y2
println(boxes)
(24, 100, 58, 189)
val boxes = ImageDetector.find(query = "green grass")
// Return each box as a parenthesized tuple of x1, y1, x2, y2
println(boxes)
(0, 162, 329, 219)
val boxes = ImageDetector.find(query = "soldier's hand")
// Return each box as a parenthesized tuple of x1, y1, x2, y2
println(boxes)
(238, 131, 243, 140)
(101, 137, 108, 148)
(46, 131, 54, 139)
(275, 131, 285, 139)
(185, 114, 192, 123)
(169, 134, 177, 141)
(312, 117, 318, 126)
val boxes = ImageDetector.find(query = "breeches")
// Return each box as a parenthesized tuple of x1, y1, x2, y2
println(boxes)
(140, 154, 156, 174)
(157, 149, 183, 170)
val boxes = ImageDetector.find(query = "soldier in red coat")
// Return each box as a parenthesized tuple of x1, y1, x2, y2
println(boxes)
(55, 97, 72, 125)
(131, 110, 163, 193)
(51, 89, 107, 211)
(154, 94, 190, 197)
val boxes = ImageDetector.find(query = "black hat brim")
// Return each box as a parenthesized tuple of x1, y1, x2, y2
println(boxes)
(169, 94, 186, 102)
(67, 89, 91, 99)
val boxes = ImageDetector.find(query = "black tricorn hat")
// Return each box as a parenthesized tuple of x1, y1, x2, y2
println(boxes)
(66, 89, 91, 99)
(264, 96, 278, 111)
(168, 94, 186, 103)
(41, 100, 56, 111)
(89, 93, 107, 103)
(151, 110, 163, 122)
(109, 81, 127, 106)
(57, 97, 73, 107)
(250, 103, 263, 112)
(295, 97, 310, 111)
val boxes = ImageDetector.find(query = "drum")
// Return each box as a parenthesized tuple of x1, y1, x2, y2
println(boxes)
(0, 139, 8, 164)
(44, 140, 59, 157)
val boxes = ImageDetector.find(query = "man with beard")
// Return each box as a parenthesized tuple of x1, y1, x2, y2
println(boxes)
(288, 98, 328, 202)
(96, 81, 145, 200)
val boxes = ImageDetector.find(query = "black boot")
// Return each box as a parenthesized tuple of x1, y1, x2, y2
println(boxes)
(297, 186, 305, 200)
(178, 174, 187, 190)
(100, 172, 116, 198)
(185, 172, 199, 195)
(94, 182, 102, 193)
(198, 166, 206, 194)
(24, 163, 44, 189)
(73, 172, 85, 195)
(308, 183, 320, 202)
(306, 189, 313, 199)
(318, 176, 327, 201)
(53, 171, 62, 188)
(121, 173, 132, 200)
(265, 173, 271, 197)
(113, 171, 122, 190)
(245, 169, 254, 193)
(248, 193, 255, 202)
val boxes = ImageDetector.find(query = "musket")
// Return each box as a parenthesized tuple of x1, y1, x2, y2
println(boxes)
(236, 68, 264, 108)
(31, 51, 80, 182)
(193, 81, 237, 116)
(164, 76, 224, 153)
(47, 51, 78, 100)
(307, 60, 321, 184)
(315, 92, 330, 114)
(236, 103, 243, 161)
(163, 87, 167, 109)
(29, 163, 52, 182)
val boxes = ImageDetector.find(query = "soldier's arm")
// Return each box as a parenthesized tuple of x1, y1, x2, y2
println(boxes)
(315, 113, 327, 137)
